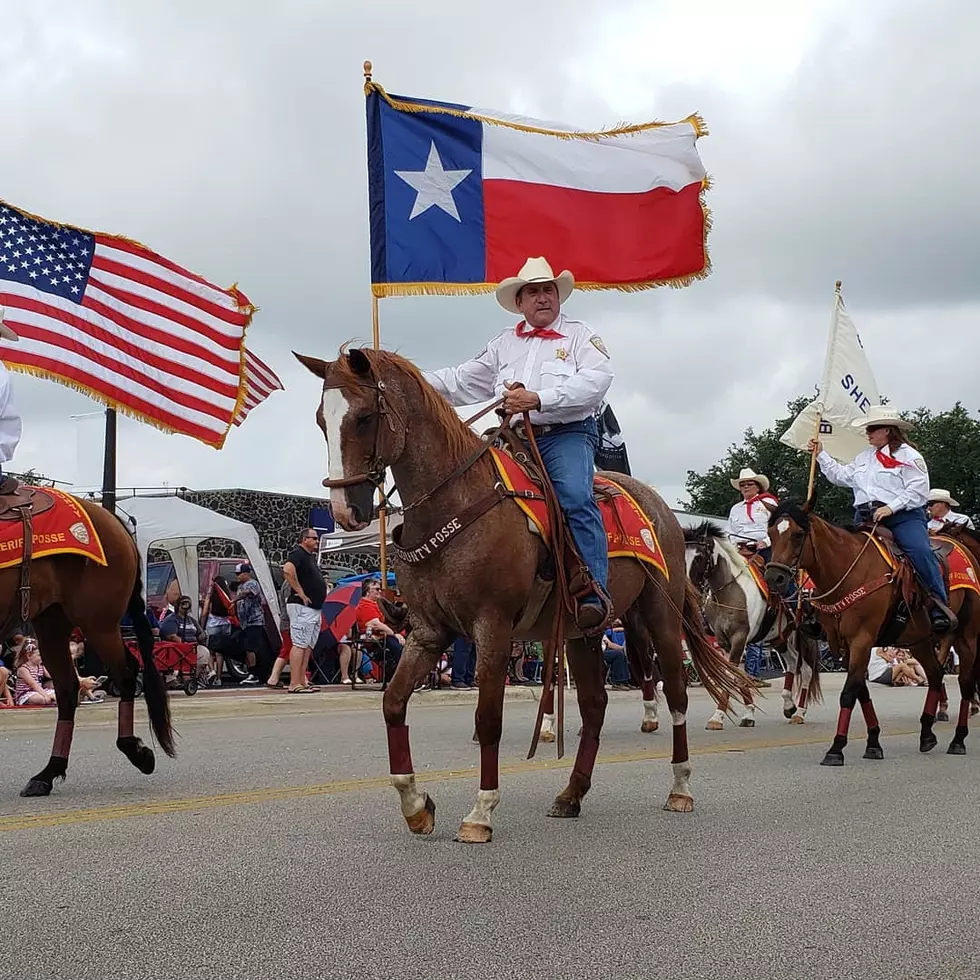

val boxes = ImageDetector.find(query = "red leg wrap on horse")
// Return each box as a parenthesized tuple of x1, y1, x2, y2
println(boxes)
(799, 690, 809, 709)
(387, 724, 414, 775)
(118, 700, 135, 739)
(480, 743, 500, 791)
(573, 734, 600, 779)
(959, 700, 971, 727)
(861, 700, 879, 729)
(641, 679, 657, 701)
(53, 720, 74, 757)
(782, 672, 794, 692)
(836, 707, 853, 738)
(671, 722, 690, 764)
(924, 689, 940, 717)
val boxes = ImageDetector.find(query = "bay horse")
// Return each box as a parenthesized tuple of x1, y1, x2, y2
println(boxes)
(764, 501, 979, 764)
(685, 521, 821, 729)
(3, 494, 174, 796)
(296, 347, 755, 842)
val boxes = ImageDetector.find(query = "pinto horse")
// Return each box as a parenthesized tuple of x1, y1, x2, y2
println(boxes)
(685, 521, 821, 729)
(3, 496, 174, 796)
(765, 501, 979, 764)
(296, 347, 755, 842)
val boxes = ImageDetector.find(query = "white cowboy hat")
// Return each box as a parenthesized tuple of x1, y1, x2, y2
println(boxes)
(730, 467, 770, 492)
(850, 406, 911, 431)
(0, 307, 19, 343)
(494, 257, 574, 315)
(927, 488, 960, 507)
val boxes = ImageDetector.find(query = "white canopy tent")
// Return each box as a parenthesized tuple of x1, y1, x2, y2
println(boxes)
(116, 495, 281, 620)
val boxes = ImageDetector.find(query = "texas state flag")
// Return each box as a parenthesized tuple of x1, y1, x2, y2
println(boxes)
(365, 83, 710, 296)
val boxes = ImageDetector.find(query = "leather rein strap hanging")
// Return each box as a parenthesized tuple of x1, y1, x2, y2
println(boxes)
(0, 504, 35, 640)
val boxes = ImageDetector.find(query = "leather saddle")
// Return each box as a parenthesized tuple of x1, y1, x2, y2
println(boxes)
(853, 523, 952, 598)
(0, 478, 57, 522)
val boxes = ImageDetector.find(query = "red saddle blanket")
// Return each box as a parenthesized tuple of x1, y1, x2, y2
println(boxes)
(867, 533, 980, 595)
(0, 487, 107, 570)
(490, 448, 669, 579)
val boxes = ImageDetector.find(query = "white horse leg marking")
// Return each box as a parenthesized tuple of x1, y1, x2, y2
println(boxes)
(540, 712, 556, 743)
(391, 773, 427, 818)
(739, 702, 756, 727)
(706, 707, 725, 730)
(641, 699, 659, 733)
(462, 788, 500, 829)
(321, 388, 353, 523)
(665, 710, 694, 811)
(670, 761, 693, 799)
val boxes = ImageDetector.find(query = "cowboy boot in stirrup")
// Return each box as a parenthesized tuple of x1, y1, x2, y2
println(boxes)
(928, 596, 958, 634)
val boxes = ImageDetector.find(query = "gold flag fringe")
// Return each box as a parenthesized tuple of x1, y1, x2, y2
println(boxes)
(373, 175, 712, 298)
(365, 81, 707, 142)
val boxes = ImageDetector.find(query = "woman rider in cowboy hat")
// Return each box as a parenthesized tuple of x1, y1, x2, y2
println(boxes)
(809, 405, 956, 633)
(926, 488, 975, 533)
(727, 467, 778, 561)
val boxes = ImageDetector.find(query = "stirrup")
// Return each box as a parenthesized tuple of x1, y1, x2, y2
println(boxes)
(575, 584, 614, 637)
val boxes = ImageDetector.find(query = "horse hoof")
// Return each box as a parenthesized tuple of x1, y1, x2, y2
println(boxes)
(936, 710, 950, 723)
(863, 745, 884, 760)
(947, 741, 966, 755)
(547, 798, 581, 818)
(539, 730, 556, 743)
(134, 746, 155, 775)
(405, 795, 436, 835)
(783, 706, 798, 719)
(705, 720, 724, 731)
(20, 778, 53, 798)
(920, 735, 938, 754)
(820, 752, 844, 767)
(738, 718, 756, 728)
(663, 793, 694, 813)
(789, 714, 806, 726)
(640, 721, 659, 733)
(454, 821, 493, 843)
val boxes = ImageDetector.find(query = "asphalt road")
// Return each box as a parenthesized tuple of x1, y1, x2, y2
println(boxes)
(1, 676, 977, 980)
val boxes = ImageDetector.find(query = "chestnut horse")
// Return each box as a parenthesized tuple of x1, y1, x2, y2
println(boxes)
(685, 521, 821, 729)
(296, 347, 754, 842)
(5, 497, 175, 796)
(765, 501, 979, 764)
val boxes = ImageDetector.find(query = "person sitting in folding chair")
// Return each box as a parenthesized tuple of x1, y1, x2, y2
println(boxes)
(355, 578, 403, 686)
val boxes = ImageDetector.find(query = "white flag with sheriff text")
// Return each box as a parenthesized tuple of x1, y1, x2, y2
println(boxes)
(780, 290, 880, 462)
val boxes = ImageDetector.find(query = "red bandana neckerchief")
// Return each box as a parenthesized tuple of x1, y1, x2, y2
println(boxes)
(745, 492, 778, 519)
(515, 319, 564, 341)
(875, 448, 910, 470)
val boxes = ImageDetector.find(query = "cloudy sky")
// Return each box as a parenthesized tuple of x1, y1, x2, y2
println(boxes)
(3, 0, 977, 510)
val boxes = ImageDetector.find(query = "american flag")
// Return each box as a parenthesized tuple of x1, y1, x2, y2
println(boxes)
(0, 198, 265, 447)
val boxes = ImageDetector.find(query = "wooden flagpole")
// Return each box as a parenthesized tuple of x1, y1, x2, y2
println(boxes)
(365, 61, 389, 587)
(805, 279, 842, 501)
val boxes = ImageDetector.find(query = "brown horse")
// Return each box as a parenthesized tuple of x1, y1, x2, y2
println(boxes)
(765, 500, 979, 764)
(5, 498, 175, 796)
(295, 347, 754, 842)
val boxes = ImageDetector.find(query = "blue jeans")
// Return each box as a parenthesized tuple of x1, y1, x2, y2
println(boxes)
(532, 418, 607, 592)
(603, 646, 631, 684)
(744, 642, 764, 678)
(859, 506, 947, 602)
(451, 637, 476, 686)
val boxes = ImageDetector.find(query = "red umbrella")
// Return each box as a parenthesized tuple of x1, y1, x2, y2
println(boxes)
(320, 583, 362, 643)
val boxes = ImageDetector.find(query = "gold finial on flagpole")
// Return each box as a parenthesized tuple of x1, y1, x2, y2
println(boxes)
(363, 60, 373, 82)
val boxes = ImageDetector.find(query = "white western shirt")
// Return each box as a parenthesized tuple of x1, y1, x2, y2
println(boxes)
(928, 511, 975, 533)
(727, 493, 778, 547)
(0, 362, 22, 464)
(423, 313, 614, 427)
(817, 445, 930, 513)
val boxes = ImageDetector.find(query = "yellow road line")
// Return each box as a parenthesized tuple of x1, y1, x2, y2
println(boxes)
(0, 726, 920, 834)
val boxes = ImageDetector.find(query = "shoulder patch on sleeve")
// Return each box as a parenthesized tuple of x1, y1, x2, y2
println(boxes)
(589, 335, 609, 358)
(913, 458, 928, 473)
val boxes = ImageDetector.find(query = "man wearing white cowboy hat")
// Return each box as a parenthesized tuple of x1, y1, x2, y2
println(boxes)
(424, 256, 614, 631)
(727, 467, 779, 559)
(0, 307, 23, 486)
(926, 489, 975, 533)
(809, 404, 957, 632)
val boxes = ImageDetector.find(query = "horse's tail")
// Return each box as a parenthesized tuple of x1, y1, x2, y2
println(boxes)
(795, 628, 824, 705)
(127, 556, 176, 758)
(683, 577, 760, 709)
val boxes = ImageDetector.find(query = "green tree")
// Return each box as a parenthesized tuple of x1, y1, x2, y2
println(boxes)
(683, 395, 854, 523)
(9, 467, 56, 487)
(684, 397, 980, 525)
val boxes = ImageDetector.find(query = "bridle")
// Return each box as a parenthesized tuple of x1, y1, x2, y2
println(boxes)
(318, 374, 509, 513)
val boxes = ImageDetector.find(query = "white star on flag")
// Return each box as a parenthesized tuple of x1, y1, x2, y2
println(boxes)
(394, 141, 472, 221)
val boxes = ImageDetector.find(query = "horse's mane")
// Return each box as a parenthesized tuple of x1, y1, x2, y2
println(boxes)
(683, 520, 746, 567)
(332, 348, 482, 461)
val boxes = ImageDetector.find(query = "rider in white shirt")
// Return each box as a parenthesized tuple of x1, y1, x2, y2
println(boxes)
(809, 405, 955, 633)
(424, 257, 614, 632)
(726, 467, 778, 561)
(926, 488, 975, 533)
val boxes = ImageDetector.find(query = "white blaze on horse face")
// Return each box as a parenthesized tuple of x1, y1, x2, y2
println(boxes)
(776, 518, 790, 535)
(321, 388, 353, 524)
